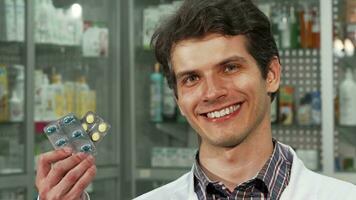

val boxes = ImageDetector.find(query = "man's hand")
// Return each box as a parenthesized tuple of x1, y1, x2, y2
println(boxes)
(36, 148, 97, 200)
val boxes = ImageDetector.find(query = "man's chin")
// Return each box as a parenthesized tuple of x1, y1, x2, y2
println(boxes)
(210, 136, 247, 148)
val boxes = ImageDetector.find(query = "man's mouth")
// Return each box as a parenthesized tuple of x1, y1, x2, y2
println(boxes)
(201, 103, 242, 119)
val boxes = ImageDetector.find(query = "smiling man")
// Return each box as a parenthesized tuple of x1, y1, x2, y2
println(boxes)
(135, 0, 356, 199)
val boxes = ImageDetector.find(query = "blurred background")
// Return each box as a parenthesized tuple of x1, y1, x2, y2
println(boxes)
(0, 0, 355, 199)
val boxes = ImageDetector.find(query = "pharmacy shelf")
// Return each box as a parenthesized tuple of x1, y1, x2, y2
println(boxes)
(35, 43, 80, 50)
(35, 43, 81, 56)
(0, 0, 122, 199)
(136, 168, 190, 181)
(0, 41, 24, 54)
(0, 41, 23, 62)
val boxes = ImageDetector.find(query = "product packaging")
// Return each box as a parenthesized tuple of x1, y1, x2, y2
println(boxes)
(0, 65, 9, 122)
(279, 86, 294, 125)
(339, 68, 356, 126)
(311, 91, 321, 125)
(9, 65, 24, 122)
(297, 93, 312, 125)
(150, 63, 163, 122)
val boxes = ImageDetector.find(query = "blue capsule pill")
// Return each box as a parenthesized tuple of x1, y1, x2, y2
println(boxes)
(55, 138, 67, 147)
(63, 115, 75, 124)
(46, 125, 57, 135)
(80, 144, 92, 152)
(72, 130, 84, 138)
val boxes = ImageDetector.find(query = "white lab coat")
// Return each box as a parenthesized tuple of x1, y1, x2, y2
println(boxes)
(134, 144, 356, 200)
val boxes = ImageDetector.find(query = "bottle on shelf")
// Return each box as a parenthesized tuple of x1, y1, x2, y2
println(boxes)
(311, 91, 321, 125)
(9, 91, 22, 122)
(64, 81, 75, 114)
(270, 3, 281, 48)
(34, 70, 52, 121)
(299, 3, 313, 49)
(279, 86, 294, 125)
(339, 68, 356, 126)
(2, 0, 17, 41)
(50, 73, 66, 119)
(9, 65, 24, 122)
(0, 65, 9, 122)
(150, 63, 163, 123)
(75, 75, 90, 118)
(280, 5, 291, 49)
(311, 5, 320, 49)
(297, 93, 312, 126)
(35, 0, 52, 43)
(15, 0, 25, 42)
(42, 73, 56, 121)
(289, 4, 300, 49)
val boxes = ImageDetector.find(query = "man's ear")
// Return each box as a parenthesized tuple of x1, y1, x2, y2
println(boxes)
(266, 56, 281, 93)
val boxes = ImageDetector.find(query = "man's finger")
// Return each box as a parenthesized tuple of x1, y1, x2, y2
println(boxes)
(36, 148, 72, 186)
(49, 155, 95, 197)
(66, 165, 97, 200)
(45, 152, 89, 188)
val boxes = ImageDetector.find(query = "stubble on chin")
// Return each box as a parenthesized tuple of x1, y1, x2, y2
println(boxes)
(205, 131, 250, 149)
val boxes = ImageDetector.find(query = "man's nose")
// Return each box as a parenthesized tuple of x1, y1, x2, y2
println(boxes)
(202, 76, 228, 102)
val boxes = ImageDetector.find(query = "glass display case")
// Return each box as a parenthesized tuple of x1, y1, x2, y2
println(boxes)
(0, 0, 121, 199)
(130, 0, 196, 196)
(332, 0, 356, 174)
(257, 0, 322, 172)
(33, 0, 118, 167)
(0, 0, 26, 175)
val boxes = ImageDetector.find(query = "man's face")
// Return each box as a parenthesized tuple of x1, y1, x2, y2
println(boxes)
(171, 34, 280, 148)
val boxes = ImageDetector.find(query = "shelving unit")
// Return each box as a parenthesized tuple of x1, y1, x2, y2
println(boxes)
(0, 0, 122, 199)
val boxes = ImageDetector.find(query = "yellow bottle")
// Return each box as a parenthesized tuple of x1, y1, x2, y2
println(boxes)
(51, 74, 66, 118)
(75, 76, 90, 118)
(64, 82, 75, 113)
(0, 65, 9, 122)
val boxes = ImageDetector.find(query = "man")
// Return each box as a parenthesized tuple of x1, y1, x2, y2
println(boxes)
(135, 0, 356, 199)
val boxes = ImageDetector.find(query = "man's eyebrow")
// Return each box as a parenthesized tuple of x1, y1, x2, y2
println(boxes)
(175, 56, 247, 80)
(175, 70, 197, 81)
(217, 55, 248, 66)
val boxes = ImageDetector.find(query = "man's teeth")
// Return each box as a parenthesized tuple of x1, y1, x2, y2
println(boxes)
(206, 104, 241, 119)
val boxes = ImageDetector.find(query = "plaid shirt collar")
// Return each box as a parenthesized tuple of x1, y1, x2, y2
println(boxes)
(193, 139, 293, 198)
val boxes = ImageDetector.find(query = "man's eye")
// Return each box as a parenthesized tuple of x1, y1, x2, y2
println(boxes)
(224, 64, 238, 73)
(183, 75, 199, 86)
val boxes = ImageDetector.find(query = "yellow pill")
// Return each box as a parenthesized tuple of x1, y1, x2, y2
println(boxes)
(98, 123, 107, 132)
(82, 123, 88, 131)
(91, 132, 100, 142)
(86, 114, 95, 124)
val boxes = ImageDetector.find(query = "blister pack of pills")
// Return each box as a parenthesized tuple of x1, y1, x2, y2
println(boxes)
(81, 111, 111, 143)
(43, 111, 111, 155)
